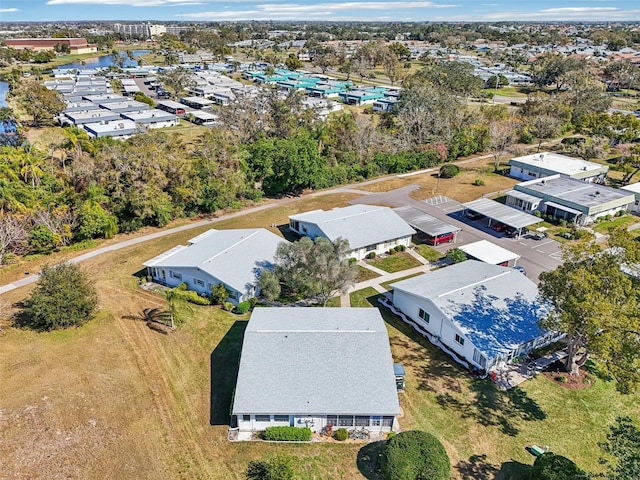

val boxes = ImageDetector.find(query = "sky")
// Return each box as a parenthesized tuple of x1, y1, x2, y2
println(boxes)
(1, 0, 640, 23)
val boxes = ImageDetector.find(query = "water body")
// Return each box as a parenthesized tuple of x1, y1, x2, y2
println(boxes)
(58, 49, 151, 70)
(0, 81, 8, 108)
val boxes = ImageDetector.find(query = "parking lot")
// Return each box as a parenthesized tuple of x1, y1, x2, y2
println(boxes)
(351, 186, 563, 282)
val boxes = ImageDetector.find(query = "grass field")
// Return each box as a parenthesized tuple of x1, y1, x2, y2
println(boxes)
(2, 156, 639, 480)
(365, 252, 422, 273)
(414, 244, 445, 262)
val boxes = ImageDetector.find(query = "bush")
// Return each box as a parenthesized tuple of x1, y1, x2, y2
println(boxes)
(222, 302, 235, 312)
(235, 301, 251, 314)
(473, 178, 485, 186)
(263, 426, 311, 442)
(439, 164, 460, 179)
(172, 288, 211, 305)
(380, 430, 450, 480)
(22, 262, 98, 331)
(397, 244, 406, 252)
(248, 297, 259, 308)
(211, 283, 229, 305)
(366, 252, 376, 259)
(348, 257, 357, 265)
(334, 428, 348, 441)
(531, 452, 584, 480)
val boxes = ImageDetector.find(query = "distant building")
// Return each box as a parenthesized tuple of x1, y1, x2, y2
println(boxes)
(4, 38, 97, 54)
(508, 152, 609, 183)
(621, 183, 640, 213)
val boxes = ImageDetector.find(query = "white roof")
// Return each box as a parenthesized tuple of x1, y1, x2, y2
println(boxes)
(121, 109, 178, 123)
(391, 261, 548, 358)
(621, 182, 640, 196)
(459, 240, 520, 265)
(232, 307, 401, 416)
(509, 152, 608, 178)
(143, 229, 283, 293)
(289, 204, 415, 250)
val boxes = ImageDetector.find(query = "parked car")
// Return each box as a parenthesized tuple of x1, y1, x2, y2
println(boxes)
(426, 232, 455, 246)
(492, 222, 508, 232)
(465, 210, 484, 220)
(513, 265, 526, 275)
(507, 227, 528, 237)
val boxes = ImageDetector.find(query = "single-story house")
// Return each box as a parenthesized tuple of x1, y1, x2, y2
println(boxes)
(391, 260, 563, 372)
(508, 152, 609, 183)
(82, 119, 138, 139)
(339, 88, 387, 105)
(143, 228, 283, 305)
(188, 110, 218, 126)
(231, 307, 401, 436)
(507, 174, 635, 225)
(63, 109, 122, 126)
(621, 182, 640, 213)
(372, 97, 398, 113)
(180, 96, 215, 109)
(99, 100, 150, 114)
(121, 109, 180, 129)
(288, 204, 416, 260)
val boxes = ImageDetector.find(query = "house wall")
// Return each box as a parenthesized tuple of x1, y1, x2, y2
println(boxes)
(145, 119, 180, 129)
(505, 194, 541, 213)
(236, 414, 395, 433)
(147, 266, 253, 304)
(353, 236, 412, 261)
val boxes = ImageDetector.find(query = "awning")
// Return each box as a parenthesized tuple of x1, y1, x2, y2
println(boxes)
(462, 198, 542, 229)
(543, 201, 582, 216)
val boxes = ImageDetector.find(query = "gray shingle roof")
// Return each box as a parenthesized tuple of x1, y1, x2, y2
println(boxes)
(289, 204, 415, 250)
(391, 261, 548, 358)
(232, 308, 401, 416)
(143, 229, 283, 293)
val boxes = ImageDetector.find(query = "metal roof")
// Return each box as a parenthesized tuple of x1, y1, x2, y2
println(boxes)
(543, 201, 582, 216)
(462, 198, 542, 229)
(232, 308, 401, 416)
(143, 229, 283, 293)
(289, 205, 415, 250)
(393, 206, 460, 237)
(391, 261, 549, 359)
(504, 189, 541, 204)
(509, 152, 608, 178)
(459, 240, 520, 265)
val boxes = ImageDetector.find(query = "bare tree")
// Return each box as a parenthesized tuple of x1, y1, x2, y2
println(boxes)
(0, 215, 29, 265)
(488, 119, 519, 172)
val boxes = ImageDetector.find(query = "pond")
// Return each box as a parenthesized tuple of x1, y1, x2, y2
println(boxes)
(58, 49, 151, 70)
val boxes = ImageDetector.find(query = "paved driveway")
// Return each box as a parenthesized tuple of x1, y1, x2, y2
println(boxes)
(350, 187, 562, 282)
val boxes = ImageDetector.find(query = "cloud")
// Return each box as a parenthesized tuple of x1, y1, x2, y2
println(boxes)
(481, 6, 640, 20)
(0, 8, 19, 12)
(47, 0, 208, 6)
(176, 1, 456, 19)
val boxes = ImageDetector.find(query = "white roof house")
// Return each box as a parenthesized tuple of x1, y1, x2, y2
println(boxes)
(459, 240, 520, 266)
(621, 182, 640, 212)
(508, 152, 609, 183)
(83, 119, 138, 139)
(121, 109, 179, 128)
(510, 175, 635, 225)
(391, 261, 561, 371)
(143, 228, 283, 304)
(288, 204, 416, 260)
(231, 307, 401, 435)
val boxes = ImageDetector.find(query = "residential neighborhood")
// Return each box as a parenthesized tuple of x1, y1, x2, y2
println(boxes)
(1, 12, 640, 480)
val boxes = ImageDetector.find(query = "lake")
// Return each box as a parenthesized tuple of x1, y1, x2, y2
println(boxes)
(0, 81, 8, 108)
(58, 49, 151, 70)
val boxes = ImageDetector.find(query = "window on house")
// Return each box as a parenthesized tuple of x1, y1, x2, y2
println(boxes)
(473, 349, 486, 368)
(242, 415, 250, 421)
(365, 244, 377, 252)
(338, 415, 354, 427)
(160, 269, 166, 279)
(418, 308, 430, 323)
(194, 278, 204, 287)
(371, 416, 381, 427)
(255, 415, 270, 422)
(355, 416, 370, 427)
(274, 415, 289, 422)
(455, 334, 465, 346)
(382, 417, 394, 427)
(170, 271, 182, 280)
(327, 415, 338, 426)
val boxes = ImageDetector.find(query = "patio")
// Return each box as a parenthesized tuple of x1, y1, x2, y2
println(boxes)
(493, 349, 569, 390)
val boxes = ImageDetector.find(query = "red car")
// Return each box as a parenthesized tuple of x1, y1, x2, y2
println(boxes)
(492, 222, 508, 232)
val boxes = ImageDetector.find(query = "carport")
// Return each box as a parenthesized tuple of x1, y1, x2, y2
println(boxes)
(459, 240, 521, 267)
(462, 198, 542, 237)
(393, 206, 461, 245)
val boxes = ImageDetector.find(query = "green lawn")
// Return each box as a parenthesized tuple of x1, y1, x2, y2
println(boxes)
(356, 265, 381, 282)
(592, 215, 639, 234)
(414, 244, 444, 262)
(325, 296, 341, 307)
(349, 287, 382, 308)
(380, 273, 424, 291)
(367, 252, 422, 273)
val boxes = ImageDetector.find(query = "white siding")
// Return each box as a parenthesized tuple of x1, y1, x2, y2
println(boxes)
(236, 414, 395, 433)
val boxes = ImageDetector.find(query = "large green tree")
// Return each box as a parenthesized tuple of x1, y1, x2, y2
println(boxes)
(380, 430, 450, 480)
(599, 416, 640, 480)
(261, 236, 357, 306)
(16, 79, 65, 127)
(22, 262, 98, 331)
(538, 231, 640, 393)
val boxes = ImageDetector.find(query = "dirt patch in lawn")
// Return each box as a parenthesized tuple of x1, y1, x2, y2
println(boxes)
(542, 361, 595, 390)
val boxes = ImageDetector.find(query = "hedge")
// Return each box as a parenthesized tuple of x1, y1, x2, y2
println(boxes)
(263, 426, 312, 442)
(380, 430, 450, 480)
(171, 288, 211, 305)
